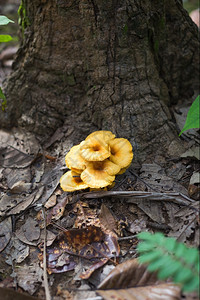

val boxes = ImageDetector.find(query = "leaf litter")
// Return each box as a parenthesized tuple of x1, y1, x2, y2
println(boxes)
(0, 128, 199, 299)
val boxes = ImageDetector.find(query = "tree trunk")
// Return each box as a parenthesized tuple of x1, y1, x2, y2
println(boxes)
(1, 0, 199, 162)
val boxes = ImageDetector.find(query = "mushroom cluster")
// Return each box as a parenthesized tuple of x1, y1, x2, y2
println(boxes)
(60, 131, 133, 192)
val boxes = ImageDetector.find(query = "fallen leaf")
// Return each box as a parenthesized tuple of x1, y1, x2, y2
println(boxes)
(0, 287, 39, 300)
(74, 201, 99, 228)
(188, 184, 200, 201)
(97, 258, 181, 300)
(0, 146, 34, 168)
(3, 167, 31, 190)
(167, 202, 199, 243)
(22, 217, 40, 242)
(5, 237, 29, 265)
(15, 262, 43, 295)
(7, 187, 44, 215)
(98, 258, 158, 289)
(46, 196, 68, 225)
(0, 217, 12, 252)
(190, 172, 200, 185)
(63, 226, 104, 249)
(37, 166, 63, 205)
(10, 181, 32, 194)
(99, 204, 119, 235)
(0, 193, 34, 217)
(39, 225, 119, 276)
(97, 283, 181, 300)
(80, 258, 109, 279)
(44, 194, 57, 208)
(38, 244, 76, 274)
(181, 146, 200, 160)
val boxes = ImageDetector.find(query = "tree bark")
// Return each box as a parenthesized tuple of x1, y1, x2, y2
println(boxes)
(1, 0, 199, 162)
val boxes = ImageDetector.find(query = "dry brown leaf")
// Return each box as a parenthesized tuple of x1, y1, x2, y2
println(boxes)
(74, 201, 99, 228)
(167, 202, 199, 243)
(0, 128, 40, 156)
(3, 167, 31, 190)
(0, 217, 12, 252)
(0, 287, 39, 300)
(98, 258, 159, 289)
(99, 204, 119, 235)
(7, 187, 44, 215)
(15, 262, 43, 295)
(22, 217, 40, 242)
(97, 283, 181, 300)
(46, 196, 68, 225)
(44, 194, 57, 208)
(98, 258, 181, 300)
(188, 184, 200, 200)
(63, 226, 104, 249)
(16, 227, 38, 246)
(0, 146, 35, 168)
(37, 166, 63, 205)
(5, 237, 29, 265)
(80, 258, 109, 279)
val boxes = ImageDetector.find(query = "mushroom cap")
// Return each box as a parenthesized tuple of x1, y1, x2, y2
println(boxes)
(81, 160, 118, 188)
(80, 138, 110, 161)
(86, 130, 115, 143)
(65, 144, 86, 171)
(109, 138, 133, 168)
(70, 167, 82, 174)
(60, 170, 88, 192)
(117, 163, 132, 175)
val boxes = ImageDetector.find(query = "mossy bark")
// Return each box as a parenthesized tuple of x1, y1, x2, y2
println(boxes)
(1, 0, 199, 162)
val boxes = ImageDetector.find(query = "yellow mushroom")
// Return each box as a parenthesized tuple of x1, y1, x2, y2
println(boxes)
(65, 144, 86, 171)
(79, 137, 110, 161)
(60, 170, 88, 192)
(85, 130, 115, 143)
(117, 163, 132, 175)
(109, 138, 133, 169)
(81, 160, 120, 188)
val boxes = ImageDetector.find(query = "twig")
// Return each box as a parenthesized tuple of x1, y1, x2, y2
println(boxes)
(129, 170, 158, 192)
(81, 190, 194, 206)
(82, 297, 102, 300)
(118, 235, 137, 241)
(42, 208, 51, 300)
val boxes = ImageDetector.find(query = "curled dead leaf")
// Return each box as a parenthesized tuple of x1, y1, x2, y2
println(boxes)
(98, 258, 181, 300)
(98, 258, 160, 289)
(97, 283, 181, 300)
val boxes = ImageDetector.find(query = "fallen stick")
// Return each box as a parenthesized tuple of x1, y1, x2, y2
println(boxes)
(80, 190, 194, 206)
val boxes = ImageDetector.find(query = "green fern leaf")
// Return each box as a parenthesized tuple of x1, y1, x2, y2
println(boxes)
(137, 232, 199, 293)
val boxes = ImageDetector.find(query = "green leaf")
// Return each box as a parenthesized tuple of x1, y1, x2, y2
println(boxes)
(138, 232, 165, 244)
(137, 241, 156, 252)
(158, 260, 182, 279)
(0, 15, 14, 25)
(184, 247, 199, 266)
(137, 232, 199, 293)
(164, 237, 177, 252)
(147, 256, 171, 272)
(179, 95, 200, 135)
(138, 250, 161, 263)
(173, 267, 193, 283)
(183, 277, 200, 292)
(0, 87, 7, 111)
(0, 87, 6, 101)
(0, 35, 13, 42)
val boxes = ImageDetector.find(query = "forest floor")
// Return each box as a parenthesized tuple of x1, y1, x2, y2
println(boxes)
(0, 2, 199, 300)
(0, 125, 199, 300)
